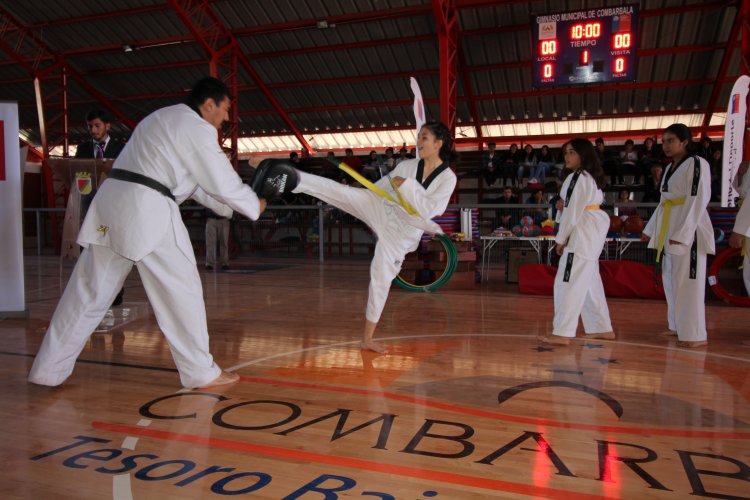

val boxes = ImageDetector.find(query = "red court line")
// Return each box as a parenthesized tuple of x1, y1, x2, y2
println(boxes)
(239, 376, 750, 440)
(93, 421, 605, 500)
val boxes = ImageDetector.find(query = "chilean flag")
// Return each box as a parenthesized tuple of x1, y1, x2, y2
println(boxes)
(731, 93, 741, 114)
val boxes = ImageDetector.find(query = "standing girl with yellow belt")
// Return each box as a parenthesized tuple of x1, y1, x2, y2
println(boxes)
(642, 123, 715, 347)
(539, 138, 615, 345)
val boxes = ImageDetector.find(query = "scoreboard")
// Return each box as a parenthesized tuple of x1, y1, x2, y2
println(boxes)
(532, 5, 638, 88)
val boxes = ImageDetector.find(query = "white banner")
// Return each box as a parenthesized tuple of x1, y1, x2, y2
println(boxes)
(722, 75, 749, 207)
(410, 77, 425, 159)
(0, 101, 25, 314)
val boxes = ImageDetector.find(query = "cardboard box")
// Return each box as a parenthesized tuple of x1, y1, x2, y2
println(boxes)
(505, 248, 539, 283)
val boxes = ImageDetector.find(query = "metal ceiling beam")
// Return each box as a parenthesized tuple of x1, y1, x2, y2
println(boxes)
(700, 3, 744, 135)
(166, 0, 311, 153)
(433, 0, 459, 134)
(241, 108, 711, 138)
(238, 77, 728, 116)
(23, 1, 729, 62)
(231, 5, 432, 37)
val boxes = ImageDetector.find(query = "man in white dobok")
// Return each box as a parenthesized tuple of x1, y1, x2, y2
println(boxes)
(29, 77, 266, 389)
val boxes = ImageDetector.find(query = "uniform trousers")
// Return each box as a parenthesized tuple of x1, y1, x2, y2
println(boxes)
(205, 217, 230, 267)
(28, 230, 221, 389)
(294, 172, 415, 323)
(662, 251, 708, 342)
(552, 249, 613, 337)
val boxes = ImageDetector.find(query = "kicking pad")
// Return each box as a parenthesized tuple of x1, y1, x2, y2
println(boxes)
(250, 159, 299, 201)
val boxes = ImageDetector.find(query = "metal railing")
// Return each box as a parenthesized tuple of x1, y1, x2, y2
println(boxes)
(21, 201, 736, 264)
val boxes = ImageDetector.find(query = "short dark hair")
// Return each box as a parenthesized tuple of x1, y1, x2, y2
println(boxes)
(85, 109, 111, 123)
(289, 152, 298, 159)
(185, 77, 230, 112)
(488, 142, 496, 147)
(595, 137, 605, 145)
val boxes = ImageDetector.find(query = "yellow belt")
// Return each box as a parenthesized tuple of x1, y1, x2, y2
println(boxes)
(338, 162, 420, 217)
(585, 204, 600, 210)
(656, 197, 686, 262)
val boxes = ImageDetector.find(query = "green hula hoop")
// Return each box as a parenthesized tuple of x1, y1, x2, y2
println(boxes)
(394, 234, 459, 292)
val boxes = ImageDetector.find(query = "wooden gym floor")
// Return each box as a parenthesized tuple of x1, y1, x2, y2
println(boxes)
(1, 255, 749, 499)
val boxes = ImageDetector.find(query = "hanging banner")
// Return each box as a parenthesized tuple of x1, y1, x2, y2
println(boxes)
(410, 77, 425, 159)
(0, 101, 25, 314)
(721, 75, 749, 207)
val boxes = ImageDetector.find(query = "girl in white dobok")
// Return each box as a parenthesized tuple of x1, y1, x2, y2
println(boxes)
(642, 123, 714, 348)
(539, 138, 615, 346)
(291, 121, 457, 353)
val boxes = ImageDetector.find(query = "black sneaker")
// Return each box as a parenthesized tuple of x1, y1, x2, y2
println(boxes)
(206, 265, 213, 271)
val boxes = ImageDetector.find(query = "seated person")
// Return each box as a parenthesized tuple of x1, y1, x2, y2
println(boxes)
(533, 145, 556, 185)
(616, 188, 638, 216)
(481, 142, 501, 187)
(500, 143, 521, 187)
(595, 137, 622, 186)
(619, 139, 640, 184)
(517, 144, 538, 186)
(489, 185, 520, 228)
(524, 188, 547, 226)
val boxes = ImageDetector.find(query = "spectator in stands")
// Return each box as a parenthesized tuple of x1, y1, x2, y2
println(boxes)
(518, 144, 538, 186)
(550, 194, 563, 234)
(394, 147, 409, 167)
(480, 142, 501, 187)
(525, 188, 547, 225)
(362, 150, 382, 180)
(638, 137, 664, 183)
(619, 139, 640, 184)
(290, 151, 300, 164)
(642, 163, 664, 203)
(533, 145, 556, 185)
(343, 148, 362, 173)
(642, 123, 714, 348)
(697, 136, 713, 162)
(617, 188, 638, 216)
(595, 137, 622, 186)
(323, 151, 340, 180)
(493, 185, 519, 228)
(383, 147, 395, 172)
(501, 143, 521, 187)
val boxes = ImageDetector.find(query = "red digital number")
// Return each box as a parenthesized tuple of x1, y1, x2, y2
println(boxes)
(571, 22, 601, 40)
(613, 33, 631, 49)
(540, 40, 557, 56)
(579, 50, 589, 66)
(543, 63, 554, 79)
(614, 57, 626, 74)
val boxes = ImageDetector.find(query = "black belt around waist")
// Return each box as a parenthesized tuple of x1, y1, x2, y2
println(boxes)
(109, 169, 175, 201)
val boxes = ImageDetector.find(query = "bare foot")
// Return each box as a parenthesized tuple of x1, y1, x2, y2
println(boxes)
(585, 331, 616, 340)
(537, 334, 571, 346)
(660, 330, 678, 337)
(198, 370, 240, 389)
(361, 340, 388, 354)
(677, 340, 708, 348)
